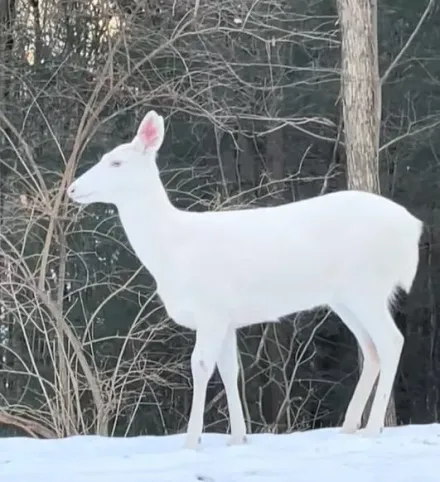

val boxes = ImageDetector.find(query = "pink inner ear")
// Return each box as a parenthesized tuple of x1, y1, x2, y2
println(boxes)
(139, 117, 159, 148)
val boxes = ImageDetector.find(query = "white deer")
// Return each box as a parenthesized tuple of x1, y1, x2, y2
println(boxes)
(67, 110, 423, 450)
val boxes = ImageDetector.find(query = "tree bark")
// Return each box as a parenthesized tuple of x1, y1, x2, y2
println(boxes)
(337, 0, 397, 427)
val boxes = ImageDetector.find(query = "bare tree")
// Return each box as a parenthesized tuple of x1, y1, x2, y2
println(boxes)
(0, 0, 17, 413)
(337, 0, 397, 426)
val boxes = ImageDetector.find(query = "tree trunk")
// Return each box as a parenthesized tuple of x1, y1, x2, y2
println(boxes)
(337, 0, 397, 427)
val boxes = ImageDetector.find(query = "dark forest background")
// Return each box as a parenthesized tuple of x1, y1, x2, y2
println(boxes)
(0, 0, 439, 438)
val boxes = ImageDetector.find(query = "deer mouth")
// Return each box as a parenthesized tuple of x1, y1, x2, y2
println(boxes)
(69, 191, 94, 203)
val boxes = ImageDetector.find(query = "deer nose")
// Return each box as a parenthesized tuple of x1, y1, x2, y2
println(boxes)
(67, 183, 76, 196)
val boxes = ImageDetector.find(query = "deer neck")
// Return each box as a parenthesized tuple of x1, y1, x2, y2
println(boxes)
(115, 168, 180, 271)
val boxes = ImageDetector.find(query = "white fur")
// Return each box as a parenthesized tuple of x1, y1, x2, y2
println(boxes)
(67, 111, 423, 449)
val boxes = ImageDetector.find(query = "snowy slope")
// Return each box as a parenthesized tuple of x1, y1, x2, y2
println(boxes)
(1, 424, 439, 482)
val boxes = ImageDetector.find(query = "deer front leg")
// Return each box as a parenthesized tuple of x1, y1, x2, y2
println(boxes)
(216, 326, 248, 446)
(184, 324, 228, 450)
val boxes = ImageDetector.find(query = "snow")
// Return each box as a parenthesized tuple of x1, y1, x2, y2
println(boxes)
(1, 424, 439, 482)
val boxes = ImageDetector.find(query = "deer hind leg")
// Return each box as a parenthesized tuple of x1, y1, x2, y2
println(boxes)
(216, 326, 248, 446)
(361, 304, 403, 436)
(332, 302, 381, 434)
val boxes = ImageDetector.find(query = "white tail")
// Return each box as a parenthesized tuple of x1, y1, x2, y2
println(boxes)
(67, 110, 423, 449)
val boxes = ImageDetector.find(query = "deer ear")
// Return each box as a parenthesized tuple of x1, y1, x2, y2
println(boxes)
(134, 111, 165, 152)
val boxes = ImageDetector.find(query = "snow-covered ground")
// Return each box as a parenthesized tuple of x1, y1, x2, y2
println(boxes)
(1, 424, 439, 482)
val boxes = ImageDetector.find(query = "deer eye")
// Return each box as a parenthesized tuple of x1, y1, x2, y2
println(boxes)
(110, 160, 122, 167)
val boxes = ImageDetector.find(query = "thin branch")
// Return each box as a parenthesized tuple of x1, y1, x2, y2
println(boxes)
(381, 0, 435, 85)
(379, 117, 440, 152)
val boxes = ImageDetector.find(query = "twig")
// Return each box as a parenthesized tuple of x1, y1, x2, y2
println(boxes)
(381, 0, 435, 85)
